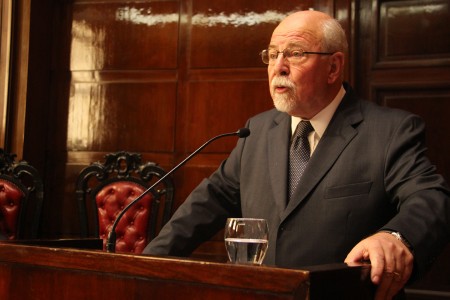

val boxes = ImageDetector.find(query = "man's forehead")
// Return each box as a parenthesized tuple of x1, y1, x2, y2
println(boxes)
(270, 29, 318, 47)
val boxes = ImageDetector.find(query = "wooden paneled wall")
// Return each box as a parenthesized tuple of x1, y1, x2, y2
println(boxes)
(2, 0, 449, 297)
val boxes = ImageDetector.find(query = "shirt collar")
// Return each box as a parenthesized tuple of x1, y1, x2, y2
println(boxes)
(291, 85, 346, 137)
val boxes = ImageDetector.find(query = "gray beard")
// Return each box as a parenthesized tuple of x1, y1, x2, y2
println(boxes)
(273, 92, 297, 113)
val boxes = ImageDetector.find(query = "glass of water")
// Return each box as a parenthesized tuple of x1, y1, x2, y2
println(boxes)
(224, 218, 269, 265)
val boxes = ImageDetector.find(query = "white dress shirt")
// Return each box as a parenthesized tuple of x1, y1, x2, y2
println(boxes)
(291, 86, 346, 155)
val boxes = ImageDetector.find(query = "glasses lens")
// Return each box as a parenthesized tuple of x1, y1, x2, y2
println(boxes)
(261, 50, 269, 64)
(289, 49, 304, 58)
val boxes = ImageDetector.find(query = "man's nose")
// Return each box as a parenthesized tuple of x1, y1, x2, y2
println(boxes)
(272, 53, 289, 75)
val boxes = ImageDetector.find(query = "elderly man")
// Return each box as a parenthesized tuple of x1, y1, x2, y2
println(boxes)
(144, 10, 450, 300)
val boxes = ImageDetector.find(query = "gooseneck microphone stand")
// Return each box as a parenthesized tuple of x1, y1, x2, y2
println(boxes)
(106, 128, 250, 252)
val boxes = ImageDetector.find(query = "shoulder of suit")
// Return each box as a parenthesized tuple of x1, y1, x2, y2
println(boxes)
(360, 99, 419, 120)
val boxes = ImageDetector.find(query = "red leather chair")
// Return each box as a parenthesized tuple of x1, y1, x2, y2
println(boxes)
(0, 149, 43, 240)
(75, 151, 174, 253)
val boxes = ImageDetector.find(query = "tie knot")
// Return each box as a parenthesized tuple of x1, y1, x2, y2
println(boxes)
(294, 121, 314, 139)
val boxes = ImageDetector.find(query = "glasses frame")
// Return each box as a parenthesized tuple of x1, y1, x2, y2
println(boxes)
(260, 48, 335, 65)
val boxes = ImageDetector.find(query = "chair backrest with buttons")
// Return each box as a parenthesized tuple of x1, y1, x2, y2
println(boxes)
(0, 149, 44, 240)
(75, 151, 174, 253)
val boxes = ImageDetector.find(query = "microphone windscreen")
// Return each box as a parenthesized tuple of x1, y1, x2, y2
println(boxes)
(237, 128, 250, 138)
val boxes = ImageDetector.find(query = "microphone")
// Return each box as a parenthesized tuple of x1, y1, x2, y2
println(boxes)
(106, 127, 251, 252)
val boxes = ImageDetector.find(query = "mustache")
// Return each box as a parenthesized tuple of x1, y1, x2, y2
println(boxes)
(271, 76, 296, 90)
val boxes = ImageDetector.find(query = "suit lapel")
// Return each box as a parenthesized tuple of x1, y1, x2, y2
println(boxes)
(267, 113, 291, 217)
(281, 90, 364, 221)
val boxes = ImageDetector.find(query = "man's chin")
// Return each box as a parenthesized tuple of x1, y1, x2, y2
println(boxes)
(273, 99, 294, 114)
(273, 104, 287, 113)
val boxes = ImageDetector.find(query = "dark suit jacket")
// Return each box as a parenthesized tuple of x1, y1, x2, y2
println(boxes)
(144, 84, 450, 277)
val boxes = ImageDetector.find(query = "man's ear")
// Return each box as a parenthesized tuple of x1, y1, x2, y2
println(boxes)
(328, 52, 345, 84)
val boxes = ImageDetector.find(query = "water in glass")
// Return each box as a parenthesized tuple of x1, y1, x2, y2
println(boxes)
(224, 218, 268, 265)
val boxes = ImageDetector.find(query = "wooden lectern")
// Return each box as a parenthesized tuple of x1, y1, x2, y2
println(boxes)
(0, 242, 374, 299)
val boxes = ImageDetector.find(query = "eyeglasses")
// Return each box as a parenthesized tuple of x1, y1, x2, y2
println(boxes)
(260, 48, 334, 65)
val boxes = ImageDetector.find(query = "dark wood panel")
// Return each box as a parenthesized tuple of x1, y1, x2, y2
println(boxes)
(71, 70, 178, 83)
(188, 68, 267, 81)
(71, 1, 179, 70)
(379, 0, 450, 57)
(180, 80, 273, 152)
(376, 0, 450, 67)
(67, 82, 177, 152)
(67, 151, 174, 167)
